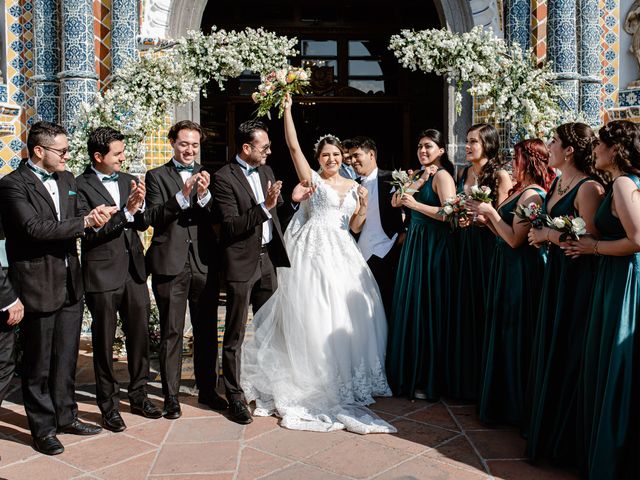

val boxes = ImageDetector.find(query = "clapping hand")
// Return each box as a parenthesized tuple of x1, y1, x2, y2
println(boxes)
(292, 179, 317, 202)
(265, 180, 283, 210)
(357, 185, 368, 209)
(196, 171, 211, 199)
(181, 173, 199, 198)
(85, 204, 118, 228)
(126, 179, 146, 214)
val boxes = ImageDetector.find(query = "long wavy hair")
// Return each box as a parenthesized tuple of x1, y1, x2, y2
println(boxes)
(417, 129, 455, 177)
(555, 122, 603, 182)
(510, 139, 555, 194)
(468, 123, 505, 197)
(598, 120, 640, 177)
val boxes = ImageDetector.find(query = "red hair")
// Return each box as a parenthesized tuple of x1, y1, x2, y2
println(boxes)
(510, 138, 555, 194)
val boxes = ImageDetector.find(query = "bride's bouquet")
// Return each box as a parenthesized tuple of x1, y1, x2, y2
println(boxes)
(252, 66, 311, 119)
(514, 202, 550, 229)
(549, 215, 587, 241)
(438, 193, 469, 229)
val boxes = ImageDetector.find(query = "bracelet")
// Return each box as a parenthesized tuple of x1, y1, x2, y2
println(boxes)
(593, 240, 600, 256)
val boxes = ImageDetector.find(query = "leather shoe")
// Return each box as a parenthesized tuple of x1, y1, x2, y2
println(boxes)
(102, 410, 126, 432)
(228, 400, 253, 425)
(163, 395, 181, 419)
(33, 435, 64, 455)
(58, 418, 102, 435)
(130, 398, 162, 419)
(198, 392, 228, 411)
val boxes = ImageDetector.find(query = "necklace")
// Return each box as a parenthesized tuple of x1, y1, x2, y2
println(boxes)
(557, 175, 576, 196)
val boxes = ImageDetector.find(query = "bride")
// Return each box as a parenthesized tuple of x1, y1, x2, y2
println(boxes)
(240, 95, 395, 434)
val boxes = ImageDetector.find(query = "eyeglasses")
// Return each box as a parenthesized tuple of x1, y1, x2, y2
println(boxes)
(248, 143, 271, 154)
(41, 146, 69, 158)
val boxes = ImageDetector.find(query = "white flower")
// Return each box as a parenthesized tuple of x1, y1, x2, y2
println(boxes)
(443, 205, 454, 215)
(552, 217, 565, 229)
(571, 217, 587, 235)
(470, 184, 481, 195)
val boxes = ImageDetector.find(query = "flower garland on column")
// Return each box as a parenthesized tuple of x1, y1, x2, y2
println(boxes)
(67, 27, 298, 173)
(389, 26, 565, 139)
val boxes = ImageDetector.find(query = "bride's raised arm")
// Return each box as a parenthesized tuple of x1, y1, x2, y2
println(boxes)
(283, 94, 313, 183)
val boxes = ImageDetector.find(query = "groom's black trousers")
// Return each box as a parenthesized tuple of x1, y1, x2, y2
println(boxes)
(367, 241, 402, 322)
(223, 249, 277, 401)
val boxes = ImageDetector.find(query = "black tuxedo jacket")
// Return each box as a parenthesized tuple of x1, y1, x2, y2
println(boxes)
(0, 163, 87, 313)
(376, 169, 405, 239)
(76, 167, 148, 292)
(213, 161, 289, 282)
(144, 160, 217, 277)
(0, 263, 16, 309)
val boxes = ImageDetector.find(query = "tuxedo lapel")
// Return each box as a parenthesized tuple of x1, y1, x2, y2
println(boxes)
(84, 168, 117, 206)
(258, 167, 269, 199)
(18, 165, 58, 219)
(230, 163, 257, 204)
(165, 161, 184, 192)
(56, 174, 69, 220)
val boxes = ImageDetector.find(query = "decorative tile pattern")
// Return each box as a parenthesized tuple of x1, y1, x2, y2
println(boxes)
(505, 0, 531, 49)
(599, 0, 619, 116)
(548, 0, 579, 115)
(111, 0, 138, 72)
(579, 0, 602, 125)
(531, 0, 548, 63)
(33, 0, 59, 123)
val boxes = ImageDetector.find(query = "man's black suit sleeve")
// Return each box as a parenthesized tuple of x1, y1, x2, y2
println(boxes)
(0, 178, 84, 241)
(142, 170, 182, 229)
(0, 263, 17, 309)
(212, 173, 269, 241)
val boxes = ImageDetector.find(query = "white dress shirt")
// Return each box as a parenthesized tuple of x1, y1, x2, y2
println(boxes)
(236, 156, 273, 246)
(357, 168, 397, 261)
(173, 158, 212, 209)
(28, 160, 60, 221)
(91, 167, 136, 223)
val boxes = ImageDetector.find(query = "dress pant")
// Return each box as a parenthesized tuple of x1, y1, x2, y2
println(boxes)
(367, 241, 402, 321)
(223, 249, 277, 401)
(20, 285, 83, 438)
(85, 270, 151, 414)
(0, 318, 16, 405)
(152, 249, 219, 398)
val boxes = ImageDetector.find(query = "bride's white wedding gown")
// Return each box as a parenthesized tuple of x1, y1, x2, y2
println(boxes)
(240, 171, 395, 434)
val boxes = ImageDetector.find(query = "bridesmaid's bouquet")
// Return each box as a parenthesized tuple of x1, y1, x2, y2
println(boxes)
(389, 169, 419, 196)
(438, 193, 469, 229)
(252, 66, 311, 119)
(549, 215, 587, 241)
(469, 184, 492, 203)
(514, 202, 550, 229)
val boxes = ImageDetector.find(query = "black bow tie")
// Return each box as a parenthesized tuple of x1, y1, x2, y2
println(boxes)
(102, 173, 119, 182)
(175, 163, 195, 173)
(355, 177, 363, 184)
(28, 163, 58, 181)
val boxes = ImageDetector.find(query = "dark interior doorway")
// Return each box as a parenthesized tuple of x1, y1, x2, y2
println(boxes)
(200, 0, 443, 190)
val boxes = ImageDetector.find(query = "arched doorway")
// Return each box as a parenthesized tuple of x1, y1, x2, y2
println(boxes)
(164, 0, 474, 170)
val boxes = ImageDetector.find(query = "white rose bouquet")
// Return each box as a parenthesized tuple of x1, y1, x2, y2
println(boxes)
(437, 193, 469, 229)
(549, 215, 587, 241)
(514, 202, 550, 229)
(469, 184, 492, 203)
(253, 66, 310, 118)
(388, 169, 420, 196)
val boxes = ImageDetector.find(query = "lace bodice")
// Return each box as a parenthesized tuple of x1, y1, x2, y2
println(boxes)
(301, 171, 358, 231)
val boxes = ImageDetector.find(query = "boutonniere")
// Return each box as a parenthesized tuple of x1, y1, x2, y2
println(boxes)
(68, 190, 77, 196)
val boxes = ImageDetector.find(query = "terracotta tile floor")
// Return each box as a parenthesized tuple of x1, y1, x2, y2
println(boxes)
(0, 339, 580, 480)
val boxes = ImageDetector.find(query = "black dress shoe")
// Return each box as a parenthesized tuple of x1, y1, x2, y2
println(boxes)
(130, 398, 162, 419)
(102, 410, 127, 432)
(198, 392, 229, 411)
(228, 400, 253, 425)
(58, 418, 102, 435)
(33, 435, 64, 455)
(163, 395, 181, 419)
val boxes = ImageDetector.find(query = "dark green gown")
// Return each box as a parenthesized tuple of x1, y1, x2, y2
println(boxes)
(446, 167, 495, 400)
(525, 178, 598, 464)
(581, 174, 640, 480)
(478, 187, 546, 426)
(387, 170, 456, 400)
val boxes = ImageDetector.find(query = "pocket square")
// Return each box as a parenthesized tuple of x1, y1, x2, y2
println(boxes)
(68, 190, 77, 196)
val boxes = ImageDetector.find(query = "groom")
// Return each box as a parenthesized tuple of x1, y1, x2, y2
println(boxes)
(350, 137, 405, 319)
(213, 119, 289, 424)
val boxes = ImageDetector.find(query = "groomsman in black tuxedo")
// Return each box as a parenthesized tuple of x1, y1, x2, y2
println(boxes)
(213, 120, 290, 424)
(349, 137, 405, 318)
(76, 127, 162, 432)
(0, 122, 115, 455)
(0, 254, 24, 405)
(145, 121, 221, 419)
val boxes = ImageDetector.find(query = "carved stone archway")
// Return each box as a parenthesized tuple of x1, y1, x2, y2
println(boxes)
(141, 0, 502, 161)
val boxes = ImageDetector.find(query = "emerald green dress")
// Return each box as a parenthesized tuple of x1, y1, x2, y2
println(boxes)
(446, 167, 495, 400)
(525, 178, 598, 464)
(581, 174, 640, 480)
(478, 187, 546, 426)
(387, 169, 456, 400)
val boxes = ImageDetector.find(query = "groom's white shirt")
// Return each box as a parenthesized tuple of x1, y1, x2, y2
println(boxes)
(358, 168, 397, 261)
(236, 155, 273, 246)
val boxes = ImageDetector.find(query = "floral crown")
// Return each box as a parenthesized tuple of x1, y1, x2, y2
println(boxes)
(314, 134, 341, 153)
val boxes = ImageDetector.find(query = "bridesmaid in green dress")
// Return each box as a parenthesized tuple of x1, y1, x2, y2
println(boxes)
(564, 120, 640, 480)
(387, 129, 456, 400)
(467, 139, 554, 426)
(447, 124, 512, 401)
(525, 123, 604, 465)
